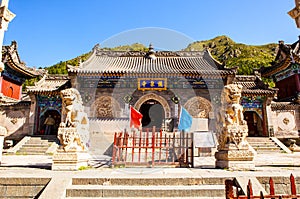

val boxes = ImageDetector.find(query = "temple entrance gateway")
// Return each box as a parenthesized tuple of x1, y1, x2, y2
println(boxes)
(139, 100, 164, 129)
(39, 110, 61, 135)
(244, 111, 263, 137)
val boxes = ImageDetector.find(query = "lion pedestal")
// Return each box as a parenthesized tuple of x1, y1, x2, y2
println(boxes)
(215, 124, 254, 170)
(52, 88, 91, 171)
(52, 127, 90, 170)
(215, 84, 255, 170)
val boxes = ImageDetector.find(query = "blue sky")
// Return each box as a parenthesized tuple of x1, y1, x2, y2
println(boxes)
(3, 0, 299, 68)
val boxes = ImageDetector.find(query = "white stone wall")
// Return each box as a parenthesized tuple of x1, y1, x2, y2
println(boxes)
(88, 119, 129, 155)
(0, 105, 31, 141)
(271, 110, 299, 138)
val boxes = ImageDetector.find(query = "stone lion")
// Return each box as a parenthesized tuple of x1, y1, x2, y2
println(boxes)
(217, 84, 248, 150)
(58, 88, 89, 151)
(220, 84, 246, 126)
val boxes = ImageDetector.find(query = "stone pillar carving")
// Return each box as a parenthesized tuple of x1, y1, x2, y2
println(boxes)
(52, 88, 90, 170)
(215, 84, 254, 170)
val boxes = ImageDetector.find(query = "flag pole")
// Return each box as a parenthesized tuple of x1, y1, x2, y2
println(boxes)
(129, 105, 132, 134)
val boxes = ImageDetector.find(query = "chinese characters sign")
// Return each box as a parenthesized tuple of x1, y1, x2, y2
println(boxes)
(138, 78, 167, 91)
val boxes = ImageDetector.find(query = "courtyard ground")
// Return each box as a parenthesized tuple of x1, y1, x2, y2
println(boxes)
(1, 152, 300, 198)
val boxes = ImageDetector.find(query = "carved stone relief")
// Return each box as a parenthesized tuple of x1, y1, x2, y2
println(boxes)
(91, 96, 121, 118)
(184, 96, 212, 118)
(277, 112, 296, 131)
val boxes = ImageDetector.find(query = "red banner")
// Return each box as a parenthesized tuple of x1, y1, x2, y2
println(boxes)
(130, 106, 143, 129)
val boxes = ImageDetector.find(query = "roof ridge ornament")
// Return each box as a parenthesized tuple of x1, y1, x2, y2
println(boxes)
(92, 44, 100, 52)
(288, 1, 300, 28)
(146, 43, 156, 60)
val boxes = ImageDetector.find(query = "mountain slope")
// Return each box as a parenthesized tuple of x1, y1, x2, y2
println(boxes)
(185, 35, 277, 75)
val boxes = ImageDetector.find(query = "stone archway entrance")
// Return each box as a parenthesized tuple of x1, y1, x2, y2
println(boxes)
(139, 99, 165, 129)
(134, 93, 171, 118)
(134, 93, 171, 130)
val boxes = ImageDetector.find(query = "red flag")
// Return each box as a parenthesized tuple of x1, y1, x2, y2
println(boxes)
(130, 106, 143, 129)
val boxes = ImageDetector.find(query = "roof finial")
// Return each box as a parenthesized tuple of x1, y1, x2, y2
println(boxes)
(92, 44, 100, 52)
(146, 43, 156, 60)
(148, 43, 155, 53)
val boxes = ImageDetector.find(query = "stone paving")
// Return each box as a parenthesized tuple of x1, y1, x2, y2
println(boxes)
(2, 152, 300, 169)
(1, 152, 300, 198)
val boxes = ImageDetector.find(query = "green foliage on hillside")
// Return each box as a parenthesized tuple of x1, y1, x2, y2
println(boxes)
(46, 52, 91, 74)
(185, 35, 277, 75)
(45, 43, 148, 74)
(102, 43, 148, 51)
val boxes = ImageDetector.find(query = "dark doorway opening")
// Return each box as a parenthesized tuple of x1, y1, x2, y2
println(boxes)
(39, 110, 61, 135)
(244, 111, 263, 137)
(139, 100, 164, 129)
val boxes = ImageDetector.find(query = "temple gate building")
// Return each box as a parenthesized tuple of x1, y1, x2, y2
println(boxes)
(1, 38, 299, 155)
(24, 44, 279, 154)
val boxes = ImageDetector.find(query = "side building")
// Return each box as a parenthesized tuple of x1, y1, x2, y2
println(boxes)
(0, 41, 44, 142)
(261, 38, 300, 138)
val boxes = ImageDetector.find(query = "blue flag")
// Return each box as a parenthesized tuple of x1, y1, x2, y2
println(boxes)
(178, 107, 193, 132)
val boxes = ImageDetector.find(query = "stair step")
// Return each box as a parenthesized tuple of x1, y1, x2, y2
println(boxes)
(248, 141, 274, 144)
(247, 137, 282, 153)
(16, 152, 47, 155)
(22, 143, 51, 148)
(72, 177, 225, 186)
(250, 144, 279, 148)
(19, 148, 48, 153)
(11, 136, 59, 155)
(26, 140, 49, 144)
(66, 185, 225, 198)
(247, 137, 271, 141)
(250, 144, 277, 147)
(67, 197, 223, 199)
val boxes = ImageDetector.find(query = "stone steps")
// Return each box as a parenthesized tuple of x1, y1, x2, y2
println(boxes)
(0, 177, 50, 198)
(248, 137, 282, 153)
(14, 135, 59, 155)
(66, 185, 225, 198)
(67, 198, 224, 199)
(66, 196, 224, 199)
(66, 177, 226, 198)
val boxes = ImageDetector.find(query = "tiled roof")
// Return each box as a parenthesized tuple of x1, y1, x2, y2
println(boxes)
(68, 46, 234, 77)
(271, 102, 299, 111)
(2, 41, 45, 78)
(0, 93, 30, 106)
(261, 38, 300, 77)
(234, 75, 278, 96)
(26, 75, 70, 93)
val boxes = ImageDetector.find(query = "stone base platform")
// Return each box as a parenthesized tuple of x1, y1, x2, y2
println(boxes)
(52, 150, 90, 171)
(215, 149, 255, 170)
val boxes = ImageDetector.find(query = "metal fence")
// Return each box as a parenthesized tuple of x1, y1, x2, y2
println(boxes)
(225, 174, 300, 199)
(112, 128, 193, 167)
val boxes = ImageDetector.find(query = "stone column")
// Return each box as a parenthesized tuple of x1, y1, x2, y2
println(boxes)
(0, 126, 7, 164)
(0, 0, 15, 72)
(28, 94, 37, 135)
